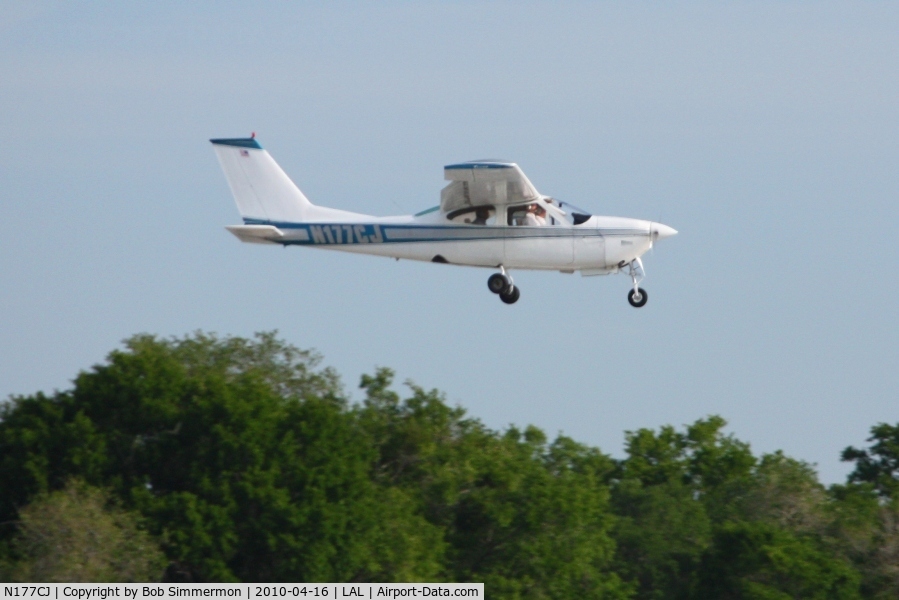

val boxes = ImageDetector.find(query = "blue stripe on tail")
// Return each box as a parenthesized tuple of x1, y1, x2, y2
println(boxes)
(210, 138, 263, 149)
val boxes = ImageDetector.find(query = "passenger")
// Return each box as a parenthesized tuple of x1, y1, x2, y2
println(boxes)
(523, 203, 546, 226)
(471, 207, 490, 225)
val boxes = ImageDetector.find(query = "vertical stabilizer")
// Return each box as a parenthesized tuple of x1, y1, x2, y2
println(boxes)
(210, 138, 312, 222)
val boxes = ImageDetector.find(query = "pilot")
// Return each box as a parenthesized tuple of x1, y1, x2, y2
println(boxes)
(471, 207, 490, 225)
(523, 203, 546, 226)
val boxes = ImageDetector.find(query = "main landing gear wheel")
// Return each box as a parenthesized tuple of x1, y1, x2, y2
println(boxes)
(488, 270, 518, 304)
(488, 273, 511, 294)
(628, 288, 648, 308)
(500, 286, 520, 304)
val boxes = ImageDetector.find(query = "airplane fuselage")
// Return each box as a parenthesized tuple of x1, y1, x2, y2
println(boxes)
(239, 213, 657, 273)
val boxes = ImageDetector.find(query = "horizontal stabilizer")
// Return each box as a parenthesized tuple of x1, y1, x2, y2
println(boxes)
(226, 225, 285, 245)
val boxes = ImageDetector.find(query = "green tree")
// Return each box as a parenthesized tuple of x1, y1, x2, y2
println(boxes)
(611, 477, 710, 600)
(358, 369, 629, 598)
(0, 330, 889, 594)
(7, 481, 165, 582)
(842, 423, 899, 499)
(609, 417, 755, 599)
(738, 452, 827, 535)
(694, 522, 860, 600)
(828, 483, 899, 599)
(0, 333, 429, 582)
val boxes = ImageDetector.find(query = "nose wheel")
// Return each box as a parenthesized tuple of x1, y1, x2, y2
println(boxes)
(625, 258, 648, 308)
(628, 288, 648, 307)
(488, 270, 520, 304)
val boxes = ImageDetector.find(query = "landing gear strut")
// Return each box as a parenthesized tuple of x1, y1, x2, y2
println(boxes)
(488, 267, 520, 304)
(626, 258, 648, 308)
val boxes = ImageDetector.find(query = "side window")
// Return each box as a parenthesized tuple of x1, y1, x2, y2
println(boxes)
(507, 204, 549, 226)
(507, 206, 529, 226)
(447, 206, 495, 225)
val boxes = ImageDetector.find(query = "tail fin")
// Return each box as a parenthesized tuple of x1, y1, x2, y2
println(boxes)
(210, 137, 312, 222)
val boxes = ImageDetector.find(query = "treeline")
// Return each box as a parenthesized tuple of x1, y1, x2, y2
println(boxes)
(0, 332, 897, 598)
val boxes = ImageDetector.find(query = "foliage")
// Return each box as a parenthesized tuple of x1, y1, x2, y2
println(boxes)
(6, 480, 165, 582)
(1, 332, 385, 582)
(358, 369, 629, 598)
(695, 522, 860, 599)
(609, 417, 754, 599)
(0, 331, 894, 597)
(842, 423, 899, 499)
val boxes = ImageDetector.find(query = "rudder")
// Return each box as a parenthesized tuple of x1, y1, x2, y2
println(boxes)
(210, 137, 313, 222)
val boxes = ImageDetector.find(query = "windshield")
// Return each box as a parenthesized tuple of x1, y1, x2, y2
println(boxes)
(553, 199, 593, 225)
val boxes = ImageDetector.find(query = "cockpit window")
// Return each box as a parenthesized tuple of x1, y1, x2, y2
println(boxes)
(447, 205, 495, 225)
(507, 203, 547, 226)
(507, 205, 528, 226)
(556, 200, 592, 225)
(508, 199, 579, 226)
(571, 213, 591, 225)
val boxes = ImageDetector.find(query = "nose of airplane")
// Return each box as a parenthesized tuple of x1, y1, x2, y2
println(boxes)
(651, 223, 678, 241)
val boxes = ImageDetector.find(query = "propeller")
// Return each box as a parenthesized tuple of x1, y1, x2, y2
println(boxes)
(648, 219, 677, 255)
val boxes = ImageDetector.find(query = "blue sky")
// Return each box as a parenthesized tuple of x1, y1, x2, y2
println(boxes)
(1, 2, 897, 483)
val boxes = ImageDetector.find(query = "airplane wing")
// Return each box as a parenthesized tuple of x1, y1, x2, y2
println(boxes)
(441, 161, 540, 213)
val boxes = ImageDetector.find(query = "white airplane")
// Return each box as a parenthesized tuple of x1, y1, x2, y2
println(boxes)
(211, 136, 677, 307)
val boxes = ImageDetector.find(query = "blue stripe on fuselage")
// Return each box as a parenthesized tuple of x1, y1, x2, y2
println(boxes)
(242, 218, 644, 246)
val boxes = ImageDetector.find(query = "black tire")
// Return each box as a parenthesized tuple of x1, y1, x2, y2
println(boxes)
(628, 288, 648, 308)
(500, 285, 520, 304)
(488, 273, 510, 294)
